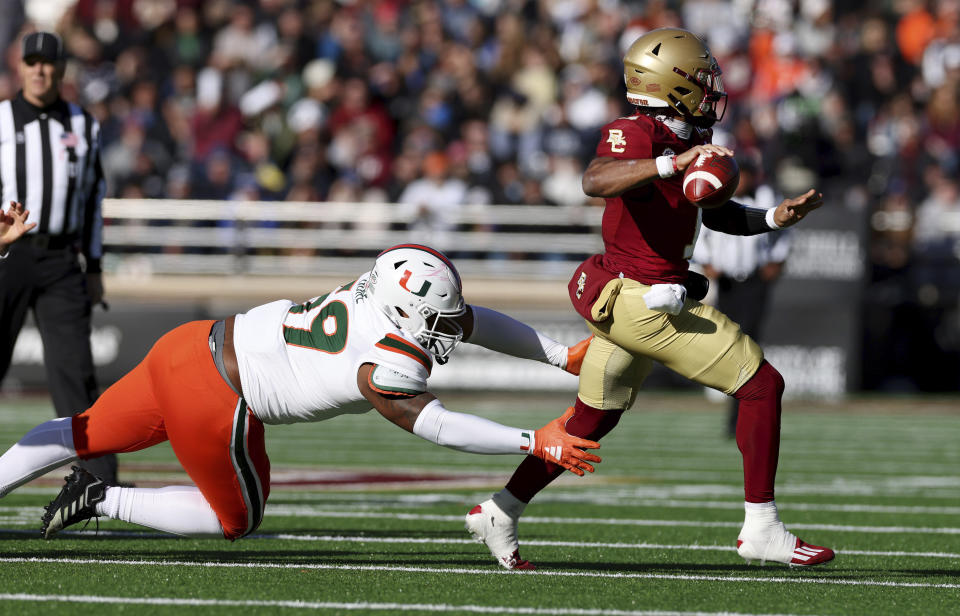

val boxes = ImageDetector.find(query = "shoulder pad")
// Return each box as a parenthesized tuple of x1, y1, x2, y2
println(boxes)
(369, 364, 427, 397)
(375, 333, 433, 374)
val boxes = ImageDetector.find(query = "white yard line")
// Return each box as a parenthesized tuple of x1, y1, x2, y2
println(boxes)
(257, 508, 960, 535)
(0, 558, 957, 590)
(258, 533, 960, 560)
(5, 506, 960, 535)
(248, 490, 960, 516)
(7, 497, 960, 515)
(2, 528, 958, 560)
(0, 594, 807, 616)
(525, 499, 960, 515)
(10, 472, 960, 498)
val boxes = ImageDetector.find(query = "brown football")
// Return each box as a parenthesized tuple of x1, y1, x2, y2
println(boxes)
(682, 154, 740, 208)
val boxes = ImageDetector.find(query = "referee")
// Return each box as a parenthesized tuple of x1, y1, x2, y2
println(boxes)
(0, 32, 118, 485)
(692, 159, 792, 438)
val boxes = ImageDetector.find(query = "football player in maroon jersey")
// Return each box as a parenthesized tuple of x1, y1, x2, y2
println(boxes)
(466, 27, 831, 570)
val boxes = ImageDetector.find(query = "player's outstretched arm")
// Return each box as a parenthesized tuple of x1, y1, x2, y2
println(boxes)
(358, 364, 600, 475)
(455, 305, 590, 374)
(0, 201, 37, 256)
(702, 188, 821, 237)
(771, 189, 824, 228)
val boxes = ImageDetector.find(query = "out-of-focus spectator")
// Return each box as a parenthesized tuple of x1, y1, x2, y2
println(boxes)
(914, 169, 960, 248)
(170, 6, 208, 67)
(166, 164, 192, 200)
(896, 0, 937, 66)
(239, 129, 285, 200)
(212, 3, 276, 72)
(398, 151, 467, 252)
(328, 77, 393, 166)
(193, 149, 236, 201)
(285, 142, 332, 200)
(542, 155, 587, 207)
(190, 67, 243, 161)
(0, 2, 26, 61)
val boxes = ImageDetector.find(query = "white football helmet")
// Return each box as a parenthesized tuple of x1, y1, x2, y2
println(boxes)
(367, 244, 467, 364)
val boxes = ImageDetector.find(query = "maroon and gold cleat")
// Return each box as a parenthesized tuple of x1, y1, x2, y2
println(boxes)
(737, 533, 835, 566)
(465, 501, 534, 570)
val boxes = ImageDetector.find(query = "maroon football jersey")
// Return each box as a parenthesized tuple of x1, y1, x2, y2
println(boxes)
(594, 114, 710, 284)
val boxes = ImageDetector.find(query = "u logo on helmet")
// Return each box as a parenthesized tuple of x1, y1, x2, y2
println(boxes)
(399, 269, 432, 297)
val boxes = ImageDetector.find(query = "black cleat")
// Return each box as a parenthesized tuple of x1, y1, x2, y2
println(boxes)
(40, 466, 106, 539)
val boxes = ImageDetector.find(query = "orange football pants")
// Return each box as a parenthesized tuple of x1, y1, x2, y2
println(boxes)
(71, 320, 270, 540)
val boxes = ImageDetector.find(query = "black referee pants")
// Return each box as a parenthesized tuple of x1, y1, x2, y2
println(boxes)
(0, 239, 117, 483)
(717, 273, 773, 437)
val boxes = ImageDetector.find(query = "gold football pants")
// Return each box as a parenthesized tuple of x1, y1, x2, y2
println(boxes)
(578, 278, 764, 410)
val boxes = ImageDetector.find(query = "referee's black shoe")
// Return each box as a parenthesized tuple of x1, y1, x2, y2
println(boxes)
(40, 466, 106, 539)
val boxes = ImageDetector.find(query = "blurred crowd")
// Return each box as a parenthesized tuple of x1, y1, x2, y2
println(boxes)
(1, 0, 958, 389)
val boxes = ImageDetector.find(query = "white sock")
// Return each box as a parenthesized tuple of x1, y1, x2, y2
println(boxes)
(96, 485, 224, 537)
(0, 417, 78, 497)
(492, 488, 527, 519)
(470, 306, 569, 369)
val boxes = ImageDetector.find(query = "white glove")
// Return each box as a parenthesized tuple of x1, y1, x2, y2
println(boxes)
(642, 283, 687, 315)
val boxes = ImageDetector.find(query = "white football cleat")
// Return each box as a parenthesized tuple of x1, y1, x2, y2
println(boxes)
(465, 498, 534, 570)
(737, 520, 835, 566)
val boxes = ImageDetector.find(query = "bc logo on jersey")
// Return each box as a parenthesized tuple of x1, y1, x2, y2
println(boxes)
(607, 129, 626, 153)
(576, 271, 587, 299)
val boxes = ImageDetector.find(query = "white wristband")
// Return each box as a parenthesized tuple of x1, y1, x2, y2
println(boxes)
(655, 155, 678, 178)
(765, 207, 782, 229)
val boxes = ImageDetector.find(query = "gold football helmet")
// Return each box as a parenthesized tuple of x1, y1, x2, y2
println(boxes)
(623, 28, 727, 127)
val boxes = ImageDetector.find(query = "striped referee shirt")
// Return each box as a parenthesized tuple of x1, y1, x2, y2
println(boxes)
(0, 91, 105, 272)
(691, 187, 792, 281)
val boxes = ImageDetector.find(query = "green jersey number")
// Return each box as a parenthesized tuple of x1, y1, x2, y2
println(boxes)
(284, 295, 349, 354)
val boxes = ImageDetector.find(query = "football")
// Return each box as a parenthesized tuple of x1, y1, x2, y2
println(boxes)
(682, 154, 740, 208)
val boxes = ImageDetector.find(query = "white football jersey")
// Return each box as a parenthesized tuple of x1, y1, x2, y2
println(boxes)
(232, 273, 434, 425)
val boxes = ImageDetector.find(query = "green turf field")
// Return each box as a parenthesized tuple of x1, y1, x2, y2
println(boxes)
(0, 392, 958, 615)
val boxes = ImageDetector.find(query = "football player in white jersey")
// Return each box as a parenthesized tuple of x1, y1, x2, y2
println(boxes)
(0, 242, 599, 543)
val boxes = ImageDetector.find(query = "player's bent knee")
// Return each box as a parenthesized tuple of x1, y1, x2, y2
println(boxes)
(768, 363, 786, 396)
(571, 398, 625, 440)
(220, 520, 257, 541)
(733, 360, 784, 401)
(218, 509, 264, 541)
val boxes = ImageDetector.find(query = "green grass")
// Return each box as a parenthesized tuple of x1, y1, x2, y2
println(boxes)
(1, 392, 958, 615)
